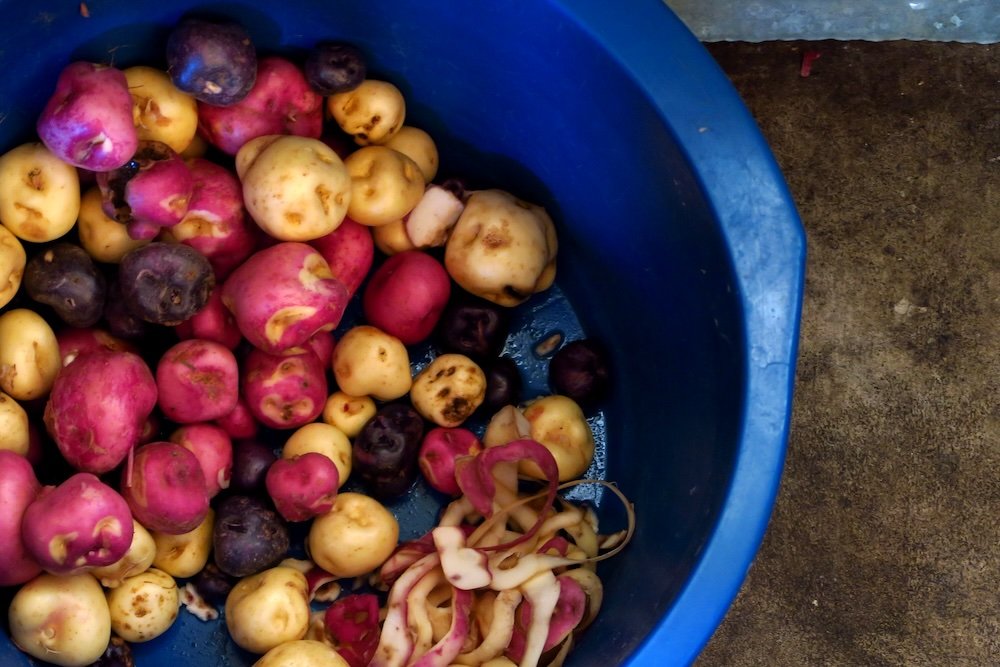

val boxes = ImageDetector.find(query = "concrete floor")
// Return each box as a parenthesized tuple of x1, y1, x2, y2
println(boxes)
(694, 41, 999, 666)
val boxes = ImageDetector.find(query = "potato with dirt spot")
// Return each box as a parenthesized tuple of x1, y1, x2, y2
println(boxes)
(519, 395, 595, 482)
(321, 391, 377, 438)
(226, 566, 311, 654)
(444, 189, 558, 307)
(410, 353, 486, 427)
(307, 492, 399, 578)
(0, 224, 26, 308)
(239, 135, 352, 241)
(124, 66, 199, 154)
(0, 142, 80, 243)
(106, 567, 180, 643)
(0, 308, 61, 401)
(330, 325, 412, 401)
(328, 79, 405, 146)
(343, 146, 424, 227)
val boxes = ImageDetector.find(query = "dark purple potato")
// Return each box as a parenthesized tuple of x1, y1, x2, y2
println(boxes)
(213, 495, 289, 578)
(192, 562, 237, 606)
(437, 292, 510, 359)
(24, 243, 106, 327)
(548, 339, 611, 411)
(229, 439, 276, 493)
(103, 279, 151, 340)
(481, 356, 523, 413)
(353, 403, 424, 500)
(166, 19, 257, 106)
(118, 242, 214, 325)
(87, 635, 134, 667)
(304, 42, 366, 95)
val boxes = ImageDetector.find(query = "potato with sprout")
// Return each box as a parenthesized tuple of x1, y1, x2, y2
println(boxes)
(444, 189, 558, 306)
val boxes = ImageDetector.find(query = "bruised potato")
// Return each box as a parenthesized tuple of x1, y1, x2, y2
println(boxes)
(328, 79, 405, 145)
(89, 519, 157, 588)
(240, 136, 352, 241)
(226, 566, 310, 654)
(307, 492, 399, 578)
(519, 395, 595, 481)
(343, 146, 424, 227)
(0, 308, 61, 401)
(444, 189, 558, 307)
(382, 126, 438, 182)
(0, 142, 80, 243)
(0, 224, 25, 308)
(106, 568, 180, 643)
(410, 354, 486, 428)
(77, 186, 150, 263)
(124, 66, 199, 154)
(152, 509, 215, 578)
(331, 325, 412, 401)
(282, 422, 353, 489)
(253, 639, 350, 667)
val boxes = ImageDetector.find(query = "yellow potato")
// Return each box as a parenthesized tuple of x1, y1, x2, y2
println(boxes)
(90, 519, 157, 588)
(253, 639, 350, 667)
(106, 568, 180, 643)
(0, 142, 80, 243)
(382, 125, 438, 182)
(321, 391, 376, 438)
(328, 79, 406, 145)
(125, 66, 199, 153)
(0, 308, 61, 401)
(152, 509, 215, 578)
(331, 325, 412, 401)
(282, 422, 353, 488)
(307, 492, 399, 578)
(0, 390, 29, 456)
(519, 395, 595, 481)
(0, 223, 25, 307)
(226, 566, 310, 654)
(343, 146, 424, 227)
(410, 354, 486, 428)
(372, 218, 416, 255)
(76, 186, 149, 263)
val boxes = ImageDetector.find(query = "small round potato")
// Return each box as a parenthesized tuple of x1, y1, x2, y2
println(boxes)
(8, 572, 111, 667)
(90, 519, 157, 588)
(519, 395, 595, 482)
(124, 66, 199, 154)
(372, 218, 416, 255)
(410, 354, 487, 428)
(382, 126, 438, 182)
(0, 223, 25, 308)
(226, 566, 310, 655)
(328, 79, 405, 146)
(106, 568, 180, 643)
(331, 325, 412, 401)
(253, 639, 351, 667)
(444, 189, 558, 307)
(0, 142, 80, 243)
(307, 492, 399, 578)
(240, 136, 352, 241)
(282, 422, 353, 489)
(321, 391, 377, 438)
(0, 308, 61, 401)
(0, 390, 29, 456)
(77, 186, 150, 263)
(152, 509, 215, 578)
(343, 146, 424, 227)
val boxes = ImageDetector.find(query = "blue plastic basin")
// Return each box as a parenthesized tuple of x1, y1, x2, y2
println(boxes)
(0, 1, 804, 665)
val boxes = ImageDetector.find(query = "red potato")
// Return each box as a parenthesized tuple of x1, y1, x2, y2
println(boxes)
(44, 349, 158, 474)
(56, 327, 138, 367)
(162, 158, 258, 280)
(198, 56, 323, 155)
(418, 427, 483, 496)
(242, 347, 327, 430)
(264, 452, 339, 522)
(21, 472, 134, 576)
(215, 396, 259, 440)
(221, 242, 350, 355)
(36, 61, 138, 171)
(362, 250, 451, 345)
(0, 451, 42, 586)
(303, 330, 335, 368)
(173, 288, 243, 350)
(156, 339, 239, 423)
(122, 441, 210, 534)
(169, 423, 233, 498)
(308, 215, 374, 297)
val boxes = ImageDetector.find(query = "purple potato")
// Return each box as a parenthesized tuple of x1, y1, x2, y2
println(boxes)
(103, 279, 151, 340)
(87, 635, 134, 667)
(436, 291, 510, 360)
(353, 403, 424, 500)
(480, 356, 523, 413)
(229, 439, 276, 494)
(548, 339, 611, 412)
(118, 242, 215, 325)
(213, 495, 289, 578)
(166, 19, 257, 106)
(24, 243, 106, 328)
(304, 42, 366, 95)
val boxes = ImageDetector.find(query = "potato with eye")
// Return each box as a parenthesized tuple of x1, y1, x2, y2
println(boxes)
(106, 568, 180, 643)
(76, 186, 150, 263)
(239, 135, 352, 241)
(307, 492, 399, 578)
(124, 66, 199, 154)
(328, 79, 405, 145)
(330, 325, 412, 401)
(321, 391, 377, 438)
(519, 395, 595, 482)
(410, 354, 487, 428)
(343, 146, 425, 227)
(0, 142, 80, 243)
(0, 308, 61, 401)
(382, 125, 438, 182)
(90, 519, 157, 588)
(0, 224, 25, 308)
(226, 566, 311, 654)
(444, 189, 558, 307)
(282, 422, 353, 489)
(152, 508, 215, 578)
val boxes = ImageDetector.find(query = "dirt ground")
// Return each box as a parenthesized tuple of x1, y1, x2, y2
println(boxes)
(694, 41, 1000, 666)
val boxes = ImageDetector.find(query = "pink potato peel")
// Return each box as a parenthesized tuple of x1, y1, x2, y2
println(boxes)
(0, 451, 43, 586)
(43, 349, 158, 475)
(36, 61, 138, 171)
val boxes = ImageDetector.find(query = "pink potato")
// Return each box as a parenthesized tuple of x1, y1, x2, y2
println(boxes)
(173, 288, 243, 350)
(362, 250, 451, 345)
(36, 62, 138, 171)
(21, 472, 134, 576)
(242, 347, 327, 430)
(122, 441, 209, 534)
(309, 216, 374, 297)
(169, 423, 234, 497)
(163, 158, 258, 280)
(302, 330, 335, 368)
(418, 427, 483, 496)
(44, 349, 158, 474)
(198, 56, 323, 155)
(264, 452, 339, 522)
(156, 338, 239, 423)
(215, 396, 260, 440)
(56, 327, 138, 367)
(0, 451, 43, 586)
(221, 242, 350, 355)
